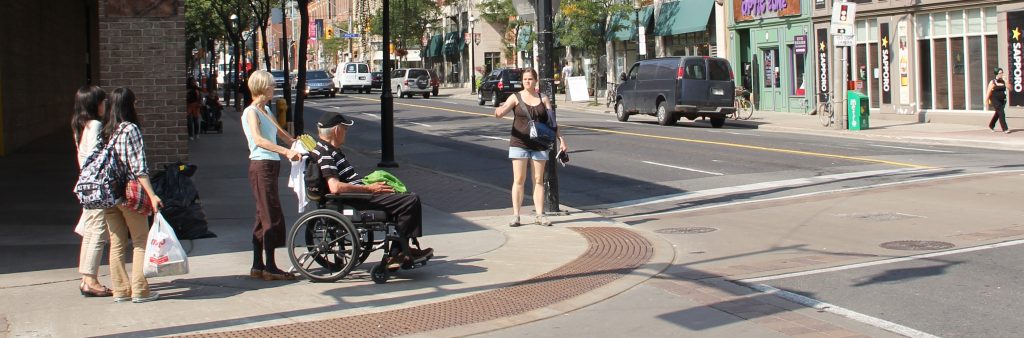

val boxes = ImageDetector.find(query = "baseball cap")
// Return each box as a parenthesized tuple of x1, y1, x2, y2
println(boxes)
(317, 112, 354, 128)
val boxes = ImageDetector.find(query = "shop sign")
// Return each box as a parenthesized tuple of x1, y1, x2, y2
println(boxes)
(734, 0, 801, 22)
(897, 18, 910, 104)
(816, 28, 830, 102)
(794, 35, 807, 54)
(815, 0, 825, 10)
(880, 23, 891, 104)
(1009, 11, 1024, 106)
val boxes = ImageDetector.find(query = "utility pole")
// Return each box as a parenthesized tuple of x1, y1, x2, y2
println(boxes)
(281, 0, 293, 135)
(537, 0, 563, 214)
(379, 0, 397, 167)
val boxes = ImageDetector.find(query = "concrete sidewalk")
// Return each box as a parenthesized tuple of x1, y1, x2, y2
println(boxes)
(437, 87, 1024, 152)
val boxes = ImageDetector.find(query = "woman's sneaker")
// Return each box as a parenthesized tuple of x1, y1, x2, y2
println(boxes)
(509, 215, 521, 227)
(132, 292, 160, 303)
(536, 215, 552, 227)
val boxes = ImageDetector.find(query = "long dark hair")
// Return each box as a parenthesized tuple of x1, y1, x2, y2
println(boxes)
(71, 86, 106, 143)
(102, 87, 140, 141)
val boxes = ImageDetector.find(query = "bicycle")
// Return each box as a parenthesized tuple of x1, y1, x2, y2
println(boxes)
(732, 88, 754, 120)
(605, 81, 618, 108)
(816, 93, 835, 127)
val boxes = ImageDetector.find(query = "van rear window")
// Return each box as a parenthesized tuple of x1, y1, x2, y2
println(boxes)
(358, 64, 369, 73)
(708, 60, 731, 81)
(409, 69, 428, 78)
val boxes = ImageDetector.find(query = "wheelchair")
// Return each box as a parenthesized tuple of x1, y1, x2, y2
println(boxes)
(286, 192, 429, 284)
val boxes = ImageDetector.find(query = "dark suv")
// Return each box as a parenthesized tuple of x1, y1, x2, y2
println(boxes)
(614, 56, 735, 128)
(478, 68, 523, 107)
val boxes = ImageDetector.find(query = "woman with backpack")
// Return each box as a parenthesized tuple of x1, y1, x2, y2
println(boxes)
(102, 87, 164, 303)
(71, 85, 113, 297)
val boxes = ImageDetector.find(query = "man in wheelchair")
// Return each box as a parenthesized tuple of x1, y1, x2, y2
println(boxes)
(311, 112, 433, 271)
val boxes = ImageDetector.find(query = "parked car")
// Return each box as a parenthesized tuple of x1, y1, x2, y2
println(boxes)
(333, 62, 372, 93)
(427, 69, 440, 97)
(270, 70, 286, 88)
(295, 70, 337, 98)
(390, 68, 433, 98)
(477, 68, 523, 107)
(370, 71, 383, 90)
(614, 56, 735, 128)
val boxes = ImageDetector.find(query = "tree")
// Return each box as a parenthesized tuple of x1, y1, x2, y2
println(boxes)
(295, 0, 310, 134)
(555, 0, 631, 57)
(248, 0, 275, 71)
(367, 0, 440, 53)
(479, 0, 519, 64)
(185, 0, 226, 87)
(210, 0, 252, 107)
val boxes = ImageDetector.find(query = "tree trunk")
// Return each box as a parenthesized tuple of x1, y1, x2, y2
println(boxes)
(261, 23, 270, 70)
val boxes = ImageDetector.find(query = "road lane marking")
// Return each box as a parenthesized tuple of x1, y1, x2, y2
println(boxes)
(361, 113, 381, 119)
(349, 96, 935, 169)
(742, 238, 1024, 283)
(869, 144, 953, 153)
(642, 161, 723, 176)
(441, 101, 459, 105)
(408, 122, 432, 127)
(595, 168, 926, 210)
(749, 284, 939, 338)
(479, 135, 506, 141)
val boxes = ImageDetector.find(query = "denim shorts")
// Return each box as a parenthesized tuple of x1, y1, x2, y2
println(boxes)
(509, 146, 549, 161)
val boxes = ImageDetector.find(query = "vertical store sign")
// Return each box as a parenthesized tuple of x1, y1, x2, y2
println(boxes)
(897, 18, 910, 105)
(1008, 11, 1024, 106)
(309, 22, 317, 43)
(817, 28, 830, 102)
(880, 23, 891, 104)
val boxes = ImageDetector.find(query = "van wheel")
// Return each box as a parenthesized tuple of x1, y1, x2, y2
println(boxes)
(656, 101, 675, 126)
(710, 117, 726, 128)
(615, 101, 629, 122)
(492, 92, 501, 107)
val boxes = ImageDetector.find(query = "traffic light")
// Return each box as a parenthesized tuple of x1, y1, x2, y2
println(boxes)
(327, 28, 334, 39)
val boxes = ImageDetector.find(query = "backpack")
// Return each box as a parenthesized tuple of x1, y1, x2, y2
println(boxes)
(74, 124, 127, 209)
(304, 157, 328, 201)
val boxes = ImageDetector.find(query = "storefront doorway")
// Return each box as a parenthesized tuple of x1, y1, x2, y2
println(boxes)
(760, 47, 782, 111)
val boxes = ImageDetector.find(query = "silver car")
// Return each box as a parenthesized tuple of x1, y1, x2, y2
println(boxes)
(295, 70, 337, 98)
(390, 68, 432, 99)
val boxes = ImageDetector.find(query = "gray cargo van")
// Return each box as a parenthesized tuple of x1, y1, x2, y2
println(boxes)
(614, 56, 735, 128)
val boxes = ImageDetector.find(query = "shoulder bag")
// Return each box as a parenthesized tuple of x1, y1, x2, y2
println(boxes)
(515, 93, 556, 150)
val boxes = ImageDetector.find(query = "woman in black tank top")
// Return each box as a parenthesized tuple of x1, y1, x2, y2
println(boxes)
(493, 68, 569, 227)
(986, 67, 1010, 133)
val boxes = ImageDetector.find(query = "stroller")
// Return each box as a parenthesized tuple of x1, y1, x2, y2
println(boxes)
(200, 93, 224, 134)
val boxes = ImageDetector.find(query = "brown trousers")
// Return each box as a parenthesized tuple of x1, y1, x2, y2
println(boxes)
(249, 160, 287, 248)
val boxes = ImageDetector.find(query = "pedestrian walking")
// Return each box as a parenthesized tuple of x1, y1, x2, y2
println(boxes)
(102, 87, 164, 303)
(241, 70, 301, 281)
(986, 67, 1011, 133)
(493, 68, 568, 227)
(71, 85, 113, 298)
(186, 78, 201, 140)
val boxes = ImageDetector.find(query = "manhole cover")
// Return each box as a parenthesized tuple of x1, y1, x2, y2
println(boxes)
(655, 227, 717, 234)
(880, 240, 955, 251)
(837, 212, 923, 222)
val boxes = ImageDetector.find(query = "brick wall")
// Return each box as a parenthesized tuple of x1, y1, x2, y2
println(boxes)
(98, 0, 188, 169)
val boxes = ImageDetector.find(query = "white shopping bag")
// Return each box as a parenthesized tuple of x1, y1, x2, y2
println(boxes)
(143, 213, 190, 278)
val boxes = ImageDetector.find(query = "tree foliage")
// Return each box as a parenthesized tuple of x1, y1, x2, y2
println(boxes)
(555, 0, 631, 56)
(366, 0, 441, 50)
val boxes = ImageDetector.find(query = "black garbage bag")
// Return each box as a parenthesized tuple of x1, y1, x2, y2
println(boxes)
(151, 163, 216, 240)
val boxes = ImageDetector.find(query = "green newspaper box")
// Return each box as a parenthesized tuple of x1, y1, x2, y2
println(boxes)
(847, 91, 870, 130)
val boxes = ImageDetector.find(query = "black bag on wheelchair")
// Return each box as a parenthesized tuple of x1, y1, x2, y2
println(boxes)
(304, 158, 329, 201)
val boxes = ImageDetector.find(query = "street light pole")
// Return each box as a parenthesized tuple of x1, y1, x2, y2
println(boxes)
(379, 0, 397, 167)
(633, 0, 641, 61)
(469, 15, 477, 94)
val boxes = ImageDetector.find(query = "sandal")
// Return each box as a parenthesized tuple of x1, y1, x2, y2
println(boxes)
(508, 215, 521, 227)
(536, 214, 552, 227)
(80, 282, 113, 297)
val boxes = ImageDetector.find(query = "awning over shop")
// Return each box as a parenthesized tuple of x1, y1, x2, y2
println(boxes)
(606, 6, 653, 41)
(443, 31, 465, 60)
(424, 34, 442, 58)
(654, 0, 712, 37)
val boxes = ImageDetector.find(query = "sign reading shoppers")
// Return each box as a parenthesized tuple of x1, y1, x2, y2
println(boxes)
(1009, 11, 1024, 106)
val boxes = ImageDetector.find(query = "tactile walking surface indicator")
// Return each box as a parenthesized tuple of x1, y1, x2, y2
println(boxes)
(186, 227, 653, 337)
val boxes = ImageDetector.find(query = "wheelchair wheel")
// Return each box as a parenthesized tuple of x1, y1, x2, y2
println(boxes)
(287, 209, 360, 282)
(370, 263, 388, 284)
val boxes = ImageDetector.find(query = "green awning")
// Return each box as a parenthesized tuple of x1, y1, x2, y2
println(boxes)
(654, 0, 712, 36)
(606, 6, 653, 41)
(425, 34, 442, 58)
(443, 31, 463, 59)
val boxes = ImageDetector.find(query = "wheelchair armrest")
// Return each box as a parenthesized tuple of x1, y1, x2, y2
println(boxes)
(324, 193, 373, 202)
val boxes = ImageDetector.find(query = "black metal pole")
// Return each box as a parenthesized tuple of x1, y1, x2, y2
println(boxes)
(281, 0, 293, 135)
(470, 21, 476, 94)
(379, 0, 397, 167)
(537, 0, 562, 214)
(634, 8, 640, 60)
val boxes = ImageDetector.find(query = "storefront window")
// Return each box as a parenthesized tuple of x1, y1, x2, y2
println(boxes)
(789, 46, 806, 96)
(763, 48, 780, 89)
(917, 7, 999, 111)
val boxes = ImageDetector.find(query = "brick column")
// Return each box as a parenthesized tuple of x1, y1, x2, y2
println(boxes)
(98, 0, 187, 170)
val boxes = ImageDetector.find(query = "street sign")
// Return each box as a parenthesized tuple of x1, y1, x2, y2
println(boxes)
(342, 33, 361, 38)
(830, 2, 857, 36)
(835, 34, 856, 47)
(638, 26, 647, 56)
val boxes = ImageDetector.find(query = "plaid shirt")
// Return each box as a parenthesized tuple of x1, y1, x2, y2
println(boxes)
(112, 122, 149, 179)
